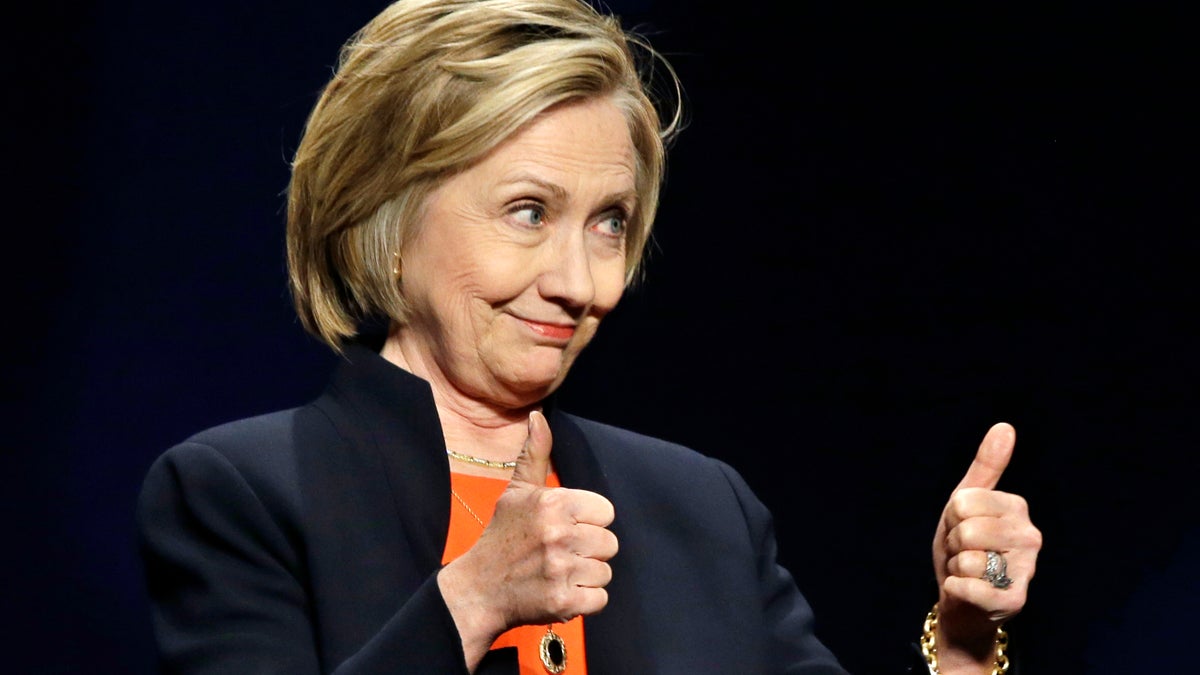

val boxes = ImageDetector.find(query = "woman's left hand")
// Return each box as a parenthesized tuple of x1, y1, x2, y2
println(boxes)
(931, 422, 1043, 674)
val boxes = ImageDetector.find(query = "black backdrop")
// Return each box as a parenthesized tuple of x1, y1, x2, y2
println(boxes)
(8, 1, 1197, 673)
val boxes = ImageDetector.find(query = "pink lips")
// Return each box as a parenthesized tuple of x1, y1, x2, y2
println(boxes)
(520, 319, 576, 341)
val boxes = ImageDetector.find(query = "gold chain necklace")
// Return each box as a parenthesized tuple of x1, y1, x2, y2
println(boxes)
(449, 488, 568, 674)
(447, 448, 518, 470)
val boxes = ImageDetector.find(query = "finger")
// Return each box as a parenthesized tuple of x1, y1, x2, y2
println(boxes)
(943, 489, 1030, 530)
(569, 557, 613, 589)
(564, 489, 615, 527)
(572, 587, 608, 618)
(511, 410, 552, 488)
(950, 548, 1038, 585)
(571, 523, 619, 561)
(945, 517, 1009, 554)
(946, 550, 990, 579)
(946, 517, 1042, 555)
(955, 422, 1016, 491)
(546, 584, 609, 623)
(943, 576, 1028, 619)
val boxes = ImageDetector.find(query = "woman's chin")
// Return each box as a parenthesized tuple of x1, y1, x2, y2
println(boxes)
(489, 361, 571, 404)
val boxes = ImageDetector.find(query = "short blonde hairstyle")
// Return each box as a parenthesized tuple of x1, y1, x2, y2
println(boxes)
(287, 0, 681, 349)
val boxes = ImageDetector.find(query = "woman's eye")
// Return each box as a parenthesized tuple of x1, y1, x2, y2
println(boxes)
(511, 205, 544, 227)
(595, 215, 626, 237)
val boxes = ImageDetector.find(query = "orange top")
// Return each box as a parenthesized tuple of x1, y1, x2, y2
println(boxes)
(442, 471, 588, 675)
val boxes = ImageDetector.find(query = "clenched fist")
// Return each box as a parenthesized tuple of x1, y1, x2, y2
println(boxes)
(931, 422, 1043, 673)
(438, 411, 618, 670)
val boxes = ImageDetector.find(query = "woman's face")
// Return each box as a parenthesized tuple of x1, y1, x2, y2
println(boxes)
(397, 96, 636, 408)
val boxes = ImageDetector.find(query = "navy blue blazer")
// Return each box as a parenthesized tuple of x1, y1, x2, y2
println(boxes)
(137, 344, 856, 674)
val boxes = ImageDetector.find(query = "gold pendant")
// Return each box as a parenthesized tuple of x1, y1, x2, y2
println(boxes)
(539, 625, 567, 673)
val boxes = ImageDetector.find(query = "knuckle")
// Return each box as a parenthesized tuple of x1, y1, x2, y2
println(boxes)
(956, 520, 979, 547)
(547, 587, 572, 617)
(945, 526, 962, 553)
(951, 490, 973, 514)
(1027, 525, 1044, 549)
(543, 554, 569, 580)
(494, 490, 520, 514)
(950, 523, 969, 550)
(541, 523, 569, 548)
(537, 488, 564, 513)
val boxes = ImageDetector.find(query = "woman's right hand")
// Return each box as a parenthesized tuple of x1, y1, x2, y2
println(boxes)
(437, 410, 618, 670)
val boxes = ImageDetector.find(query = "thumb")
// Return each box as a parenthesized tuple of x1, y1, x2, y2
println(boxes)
(510, 410, 552, 488)
(955, 422, 1016, 491)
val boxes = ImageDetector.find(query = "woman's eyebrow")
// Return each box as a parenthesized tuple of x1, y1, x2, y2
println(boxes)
(498, 173, 569, 201)
(499, 173, 637, 208)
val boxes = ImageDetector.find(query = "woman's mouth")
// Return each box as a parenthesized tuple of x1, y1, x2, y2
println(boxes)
(519, 318, 576, 341)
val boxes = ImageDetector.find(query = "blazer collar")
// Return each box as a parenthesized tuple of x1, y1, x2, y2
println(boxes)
(325, 342, 451, 577)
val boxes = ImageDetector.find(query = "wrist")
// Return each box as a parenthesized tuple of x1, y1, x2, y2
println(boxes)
(920, 603, 1010, 675)
(437, 558, 506, 667)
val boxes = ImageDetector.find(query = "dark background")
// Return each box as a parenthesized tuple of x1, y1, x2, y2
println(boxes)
(7, 1, 1196, 672)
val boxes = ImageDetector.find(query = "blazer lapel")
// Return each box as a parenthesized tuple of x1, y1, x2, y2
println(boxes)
(328, 344, 451, 579)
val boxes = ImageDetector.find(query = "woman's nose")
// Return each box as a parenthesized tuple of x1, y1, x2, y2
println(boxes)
(538, 231, 596, 309)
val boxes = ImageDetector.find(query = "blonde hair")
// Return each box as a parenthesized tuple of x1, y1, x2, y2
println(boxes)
(287, 0, 681, 349)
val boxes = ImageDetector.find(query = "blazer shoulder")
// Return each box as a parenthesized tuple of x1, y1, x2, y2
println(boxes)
(562, 413, 754, 506)
(142, 404, 340, 520)
(172, 402, 342, 468)
(565, 413, 720, 468)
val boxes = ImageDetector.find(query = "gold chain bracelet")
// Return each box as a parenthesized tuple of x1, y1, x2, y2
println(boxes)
(920, 603, 1009, 675)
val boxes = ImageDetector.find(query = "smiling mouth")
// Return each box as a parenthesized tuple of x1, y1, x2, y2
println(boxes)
(519, 318, 577, 341)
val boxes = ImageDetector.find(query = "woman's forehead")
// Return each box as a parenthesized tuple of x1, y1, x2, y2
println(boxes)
(466, 99, 637, 194)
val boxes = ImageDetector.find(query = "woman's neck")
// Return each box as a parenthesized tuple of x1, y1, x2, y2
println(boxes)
(380, 332, 534, 471)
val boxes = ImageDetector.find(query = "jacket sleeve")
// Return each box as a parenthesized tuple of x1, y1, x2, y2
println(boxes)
(713, 460, 850, 675)
(136, 441, 470, 675)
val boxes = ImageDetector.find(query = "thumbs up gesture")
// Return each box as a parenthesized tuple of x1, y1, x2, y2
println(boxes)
(930, 423, 1043, 671)
(438, 411, 618, 669)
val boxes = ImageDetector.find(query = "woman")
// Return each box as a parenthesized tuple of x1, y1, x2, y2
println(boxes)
(137, 0, 1041, 673)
